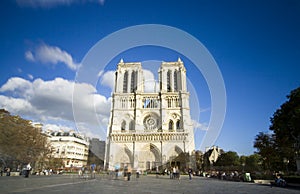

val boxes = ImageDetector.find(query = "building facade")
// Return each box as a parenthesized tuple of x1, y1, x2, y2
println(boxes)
(105, 58, 195, 171)
(46, 130, 89, 168)
(204, 146, 223, 166)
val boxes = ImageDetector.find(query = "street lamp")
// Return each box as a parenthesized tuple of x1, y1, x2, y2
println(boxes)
(283, 158, 289, 175)
(242, 162, 245, 173)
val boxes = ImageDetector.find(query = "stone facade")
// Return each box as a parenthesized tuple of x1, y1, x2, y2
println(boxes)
(105, 58, 195, 171)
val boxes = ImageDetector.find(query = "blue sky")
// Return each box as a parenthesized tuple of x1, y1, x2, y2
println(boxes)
(0, 0, 299, 155)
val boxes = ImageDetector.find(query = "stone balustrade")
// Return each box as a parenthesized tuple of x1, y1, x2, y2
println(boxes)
(110, 132, 188, 142)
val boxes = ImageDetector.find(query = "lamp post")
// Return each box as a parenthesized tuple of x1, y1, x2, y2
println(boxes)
(283, 158, 289, 175)
(242, 162, 245, 173)
(294, 136, 300, 172)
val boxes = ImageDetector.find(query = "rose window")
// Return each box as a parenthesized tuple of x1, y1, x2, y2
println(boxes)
(144, 115, 158, 130)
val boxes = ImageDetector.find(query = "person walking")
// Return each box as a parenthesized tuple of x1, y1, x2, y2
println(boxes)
(188, 168, 193, 180)
(156, 166, 159, 178)
(6, 167, 10, 176)
(24, 163, 31, 178)
(172, 166, 176, 179)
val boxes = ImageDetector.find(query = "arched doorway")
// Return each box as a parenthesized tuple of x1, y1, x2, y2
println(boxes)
(138, 144, 161, 171)
(115, 145, 133, 170)
(166, 145, 184, 170)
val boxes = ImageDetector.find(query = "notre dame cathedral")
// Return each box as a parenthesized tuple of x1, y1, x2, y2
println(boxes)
(104, 58, 195, 171)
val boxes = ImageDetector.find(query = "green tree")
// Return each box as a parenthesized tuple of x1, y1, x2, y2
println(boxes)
(48, 157, 64, 170)
(253, 132, 281, 171)
(269, 87, 300, 171)
(246, 154, 262, 171)
(0, 109, 51, 169)
(215, 151, 239, 167)
(195, 150, 203, 171)
(239, 155, 247, 171)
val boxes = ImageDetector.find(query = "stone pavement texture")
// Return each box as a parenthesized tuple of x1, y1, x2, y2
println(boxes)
(0, 174, 299, 194)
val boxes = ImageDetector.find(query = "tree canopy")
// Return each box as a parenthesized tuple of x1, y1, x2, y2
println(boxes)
(214, 151, 240, 167)
(0, 109, 51, 168)
(254, 87, 300, 172)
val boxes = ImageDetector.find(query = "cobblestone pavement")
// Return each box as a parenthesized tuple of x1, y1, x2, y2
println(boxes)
(0, 174, 299, 194)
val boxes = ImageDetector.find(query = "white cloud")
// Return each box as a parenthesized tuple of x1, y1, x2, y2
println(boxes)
(43, 123, 74, 132)
(16, 0, 105, 8)
(143, 69, 158, 92)
(97, 70, 104, 78)
(200, 107, 211, 113)
(0, 77, 110, 140)
(28, 74, 34, 80)
(25, 51, 34, 61)
(25, 43, 80, 71)
(0, 77, 33, 98)
(192, 120, 208, 131)
(99, 69, 159, 93)
(100, 71, 115, 90)
(0, 95, 38, 115)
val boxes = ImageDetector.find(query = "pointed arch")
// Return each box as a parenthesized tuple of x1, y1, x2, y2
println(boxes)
(121, 120, 126, 132)
(176, 120, 180, 131)
(150, 143, 161, 162)
(168, 120, 174, 131)
(124, 146, 133, 165)
(114, 145, 133, 169)
(129, 120, 135, 131)
(174, 145, 183, 155)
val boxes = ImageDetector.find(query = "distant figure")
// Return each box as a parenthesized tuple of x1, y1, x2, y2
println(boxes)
(127, 166, 132, 181)
(156, 166, 159, 178)
(274, 174, 286, 187)
(124, 166, 128, 180)
(115, 168, 119, 179)
(175, 166, 180, 180)
(136, 168, 140, 179)
(188, 168, 193, 180)
(78, 169, 82, 178)
(6, 167, 10, 176)
(90, 164, 96, 179)
(172, 167, 176, 179)
(24, 163, 31, 178)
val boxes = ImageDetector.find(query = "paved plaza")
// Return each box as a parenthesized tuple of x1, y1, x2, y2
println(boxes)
(0, 174, 299, 194)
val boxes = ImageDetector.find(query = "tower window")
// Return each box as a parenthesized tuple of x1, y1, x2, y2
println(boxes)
(123, 71, 128, 93)
(129, 120, 135, 131)
(167, 98, 171, 108)
(176, 120, 180, 131)
(168, 120, 174, 131)
(121, 120, 126, 132)
(121, 97, 127, 108)
(130, 71, 136, 93)
(174, 70, 178, 92)
(167, 70, 171, 92)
